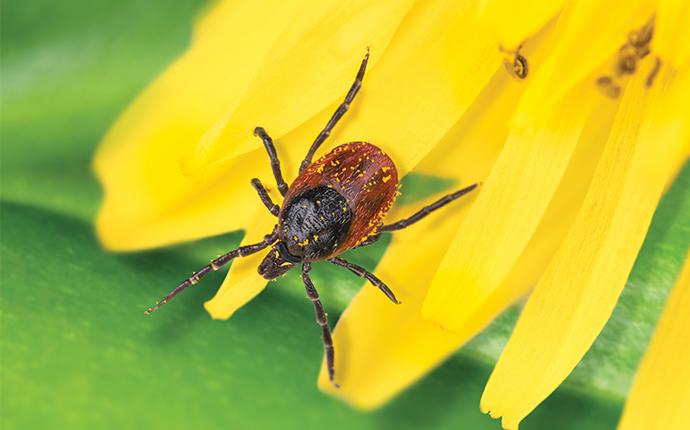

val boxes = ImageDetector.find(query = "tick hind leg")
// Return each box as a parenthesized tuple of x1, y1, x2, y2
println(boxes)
(145, 227, 278, 314)
(356, 182, 480, 248)
(330, 257, 400, 304)
(254, 127, 289, 196)
(302, 262, 338, 386)
(300, 48, 370, 174)
(381, 183, 479, 232)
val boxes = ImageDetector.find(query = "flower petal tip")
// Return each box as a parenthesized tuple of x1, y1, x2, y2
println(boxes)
(502, 418, 520, 430)
(481, 394, 522, 430)
(203, 299, 236, 321)
(316, 368, 384, 411)
(94, 210, 132, 252)
(479, 399, 490, 415)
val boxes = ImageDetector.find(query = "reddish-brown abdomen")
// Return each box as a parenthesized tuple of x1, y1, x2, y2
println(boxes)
(284, 142, 398, 256)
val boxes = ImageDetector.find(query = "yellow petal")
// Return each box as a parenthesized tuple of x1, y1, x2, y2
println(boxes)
(188, 0, 503, 182)
(182, 0, 417, 177)
(513, 0, 653, 125)
(316, 58, 614, 406)
(421, 85, 594, 333)
(481, 67, 689, 430)
(475, 0, 564, 49)
(617, 252, 690, 430)
(654, 0, 690, 68)
(204, 208, 276, 320)
(320, 0, 501, 175)
(93, 0, 307, 250)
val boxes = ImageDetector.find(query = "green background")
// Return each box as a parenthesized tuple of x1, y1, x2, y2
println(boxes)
(1, 0, 689, 428)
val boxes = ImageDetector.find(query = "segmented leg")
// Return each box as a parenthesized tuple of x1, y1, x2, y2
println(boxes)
(381, 183, 479, 232)
(353, 183, 480, 249)
(253, 127, 289, 196)
(299, 48, 370, 174)
(251, 178, 280, 216)
(302, 262, 338, 386)
(329, 257, 400, 304)
(145, 227, 279, 314)
(354, 233, 381, 249)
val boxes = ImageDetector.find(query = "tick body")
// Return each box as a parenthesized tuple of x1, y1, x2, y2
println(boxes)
(146, 49, 479, 386)
(278, 142, 397, 263)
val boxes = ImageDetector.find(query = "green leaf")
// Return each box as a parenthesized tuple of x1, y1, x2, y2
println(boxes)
(0, 201, 619, 429)
(1, 0, 689, 428)
(1, 0, 206, 219)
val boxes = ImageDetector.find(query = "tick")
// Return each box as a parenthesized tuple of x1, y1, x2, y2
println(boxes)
(145, 49, 479, 385)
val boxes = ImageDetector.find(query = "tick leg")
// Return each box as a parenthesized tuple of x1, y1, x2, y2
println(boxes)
(251, 178, 280, 217)
(145, 227, 278, 315)
(302, 262, 338, 386)
(380, 183, 479, 232)
(254, 127, 289, 196)
(300, 48, 370, 174)
(329, 257, 400, 304)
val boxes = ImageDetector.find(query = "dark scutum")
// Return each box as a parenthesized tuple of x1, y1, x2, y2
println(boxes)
(280, 186, 352, 261)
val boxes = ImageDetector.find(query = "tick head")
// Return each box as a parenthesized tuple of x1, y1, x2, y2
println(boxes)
(258, 241, 299, 280)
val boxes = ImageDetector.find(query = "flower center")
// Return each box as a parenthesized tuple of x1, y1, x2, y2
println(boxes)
(597, 16, 660, 98)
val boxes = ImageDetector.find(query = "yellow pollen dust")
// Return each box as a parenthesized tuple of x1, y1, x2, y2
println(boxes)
(597, 17, 657, 98)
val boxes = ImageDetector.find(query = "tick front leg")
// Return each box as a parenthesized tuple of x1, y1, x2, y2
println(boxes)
(329, 257, 400, 304)
(254, 127, 289, 196)
(302, 262, 338, 386)
(145, 226, 279, 315)
(250, 178, 280, 216)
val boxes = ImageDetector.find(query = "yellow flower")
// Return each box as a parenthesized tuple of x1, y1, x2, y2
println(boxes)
(93, 0, 690, 428)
